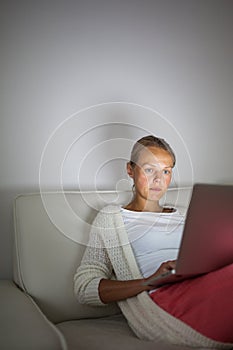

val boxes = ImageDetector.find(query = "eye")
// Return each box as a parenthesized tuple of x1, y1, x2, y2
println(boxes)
(144, 168, 154, 174)
(163, 169, 171, 175)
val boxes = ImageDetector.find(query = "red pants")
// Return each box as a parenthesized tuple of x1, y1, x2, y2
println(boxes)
(150, 263, 233, 343)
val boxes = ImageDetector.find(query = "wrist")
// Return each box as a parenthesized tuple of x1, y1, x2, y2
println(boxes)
(140, 277, 152, 291)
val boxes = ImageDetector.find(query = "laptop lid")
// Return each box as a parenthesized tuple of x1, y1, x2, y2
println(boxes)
(145, 183, 233, 287)
(175, 183, 233, 275)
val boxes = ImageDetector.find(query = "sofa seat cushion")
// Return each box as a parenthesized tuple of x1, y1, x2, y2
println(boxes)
(57, 314, 195, 350)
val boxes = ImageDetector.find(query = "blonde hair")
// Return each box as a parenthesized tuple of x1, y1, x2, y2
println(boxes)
(129, 135, 176, 167)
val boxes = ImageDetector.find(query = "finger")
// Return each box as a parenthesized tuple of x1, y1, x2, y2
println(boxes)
(168, 261, 176, 269)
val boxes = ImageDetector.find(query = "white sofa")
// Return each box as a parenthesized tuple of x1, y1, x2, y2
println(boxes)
(0, 188, 200, 350)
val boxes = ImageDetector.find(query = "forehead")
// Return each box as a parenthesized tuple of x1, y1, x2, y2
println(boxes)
(137, 146, 173, 166)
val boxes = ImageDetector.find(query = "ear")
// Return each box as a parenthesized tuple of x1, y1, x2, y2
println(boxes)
(127, 162, 134, 179)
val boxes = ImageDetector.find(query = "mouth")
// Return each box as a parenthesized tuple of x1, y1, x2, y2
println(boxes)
(149, 188, 162, 192)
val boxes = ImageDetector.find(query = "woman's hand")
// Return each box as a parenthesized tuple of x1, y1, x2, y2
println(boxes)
(98, 260, 177, 303)
(145, 260, 177, 288)
(155, 259, 176, 276)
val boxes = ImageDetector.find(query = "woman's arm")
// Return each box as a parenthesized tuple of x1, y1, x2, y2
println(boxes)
(99, 260, 176, 304)
(99, 278, 150, 304)
(74, 245, 113, 305)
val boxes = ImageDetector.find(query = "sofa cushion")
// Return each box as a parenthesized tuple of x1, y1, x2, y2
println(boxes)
(57, 314, 195, 350)
(0, 280, 66, 350)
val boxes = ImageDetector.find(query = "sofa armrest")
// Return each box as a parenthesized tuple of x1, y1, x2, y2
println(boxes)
(0, 280, 67, 350)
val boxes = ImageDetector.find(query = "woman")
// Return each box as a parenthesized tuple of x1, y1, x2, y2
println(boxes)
(74, 135, 233, 348)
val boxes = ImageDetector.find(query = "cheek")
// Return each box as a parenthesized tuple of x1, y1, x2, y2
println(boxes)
(165, 175, 172, 186)
(137, 174, 149, 187)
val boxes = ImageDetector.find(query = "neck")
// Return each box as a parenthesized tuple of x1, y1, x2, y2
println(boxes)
(124, 197, 163, 213)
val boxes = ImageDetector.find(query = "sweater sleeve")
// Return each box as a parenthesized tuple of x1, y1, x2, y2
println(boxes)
(74, 212, 114, 306)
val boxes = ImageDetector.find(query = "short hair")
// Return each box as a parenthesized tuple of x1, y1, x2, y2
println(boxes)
(129, 135, 176, 167)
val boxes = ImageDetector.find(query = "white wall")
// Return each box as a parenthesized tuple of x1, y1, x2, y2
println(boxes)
(1, 0, 233, 279)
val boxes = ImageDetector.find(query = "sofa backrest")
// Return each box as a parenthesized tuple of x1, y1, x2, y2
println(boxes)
(13, 188, 192, 323)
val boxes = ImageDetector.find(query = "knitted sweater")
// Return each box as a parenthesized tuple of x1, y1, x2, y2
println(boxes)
(74, 205, 232, 349)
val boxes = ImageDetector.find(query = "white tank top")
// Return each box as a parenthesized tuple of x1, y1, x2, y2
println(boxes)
(121, 207, 185, 278)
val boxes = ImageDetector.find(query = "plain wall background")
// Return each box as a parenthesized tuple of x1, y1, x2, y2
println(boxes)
(1, 0, 233, 279)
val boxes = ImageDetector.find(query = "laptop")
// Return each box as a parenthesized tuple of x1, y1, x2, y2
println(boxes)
(144, 183, 233, 287)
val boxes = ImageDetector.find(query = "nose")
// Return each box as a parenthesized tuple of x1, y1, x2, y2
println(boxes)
(153, 170, 164, 183)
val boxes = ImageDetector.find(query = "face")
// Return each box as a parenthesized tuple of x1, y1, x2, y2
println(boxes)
(127, 146, 174, 203)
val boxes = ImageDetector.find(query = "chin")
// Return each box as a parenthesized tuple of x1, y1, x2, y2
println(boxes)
(148, 190, 165, 199)
(147, 194, 163, 202)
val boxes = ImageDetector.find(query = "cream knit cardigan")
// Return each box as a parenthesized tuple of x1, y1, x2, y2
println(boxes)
(74, 205, 232, 349)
